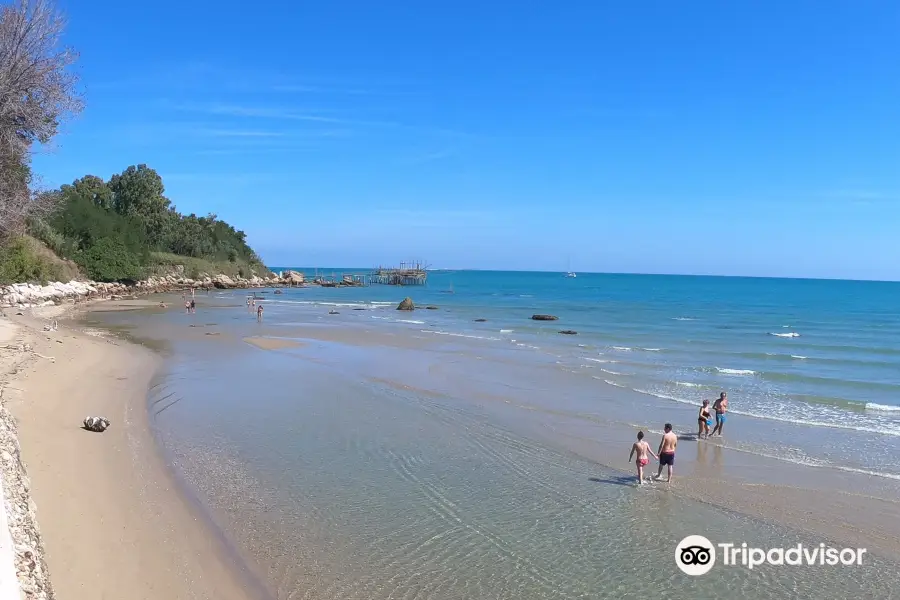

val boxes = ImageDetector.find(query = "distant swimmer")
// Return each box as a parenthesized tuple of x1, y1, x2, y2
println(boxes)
(711, 392, 728, 437)
(247, 297, 252, 310)
(189, 298, 196, 313)
(628, 431, 658, 485)
(257, 304, 264, 321)
(654, 424, 677, 483)
(184, 300, 190, 313)
(698, 399, 712, 439)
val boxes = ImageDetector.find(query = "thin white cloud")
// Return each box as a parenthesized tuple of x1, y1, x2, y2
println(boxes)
(189, 128, 286, 138)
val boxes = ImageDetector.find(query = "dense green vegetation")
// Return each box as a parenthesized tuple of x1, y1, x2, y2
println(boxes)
(17, 164, 267, 283)
(0, 2, 267, 285)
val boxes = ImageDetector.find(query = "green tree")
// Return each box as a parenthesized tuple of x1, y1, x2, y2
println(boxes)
(68, 175, 113, 208)
(108, 164, 172, 247)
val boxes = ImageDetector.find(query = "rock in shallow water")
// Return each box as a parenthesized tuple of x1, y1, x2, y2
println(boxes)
(531, 314, 559, 321)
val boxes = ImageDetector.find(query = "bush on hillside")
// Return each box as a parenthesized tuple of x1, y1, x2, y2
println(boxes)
(76, 236, 143, 282)
(0, 236, 67, 284)
(14, 164, 268, 283)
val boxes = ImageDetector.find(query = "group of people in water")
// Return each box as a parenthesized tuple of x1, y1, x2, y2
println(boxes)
(628, 392, 729, 485)
(174, 288, 265, 321)
(247, 296, 264, 321)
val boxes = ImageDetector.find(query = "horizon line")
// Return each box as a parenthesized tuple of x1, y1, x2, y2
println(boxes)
(264, 266, 900, 284)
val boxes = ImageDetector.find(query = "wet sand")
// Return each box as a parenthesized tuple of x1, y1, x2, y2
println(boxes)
(0, 303, 264, 600)
(243, 337, 304, 351)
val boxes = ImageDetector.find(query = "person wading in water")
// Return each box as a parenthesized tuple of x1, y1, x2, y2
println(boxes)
(710, 392, 728, 437)
(628, 431, 658, 485)
(698, 399, 712, 439)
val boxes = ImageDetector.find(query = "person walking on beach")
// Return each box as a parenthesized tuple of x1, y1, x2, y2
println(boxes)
(628, 431, 658, 485)
(189, 298, 196, 314)
(257, 304, 264, 321)
(698, 399, 712, 439)
(654, 424, 677, 483)
(711, 392, 728, 437)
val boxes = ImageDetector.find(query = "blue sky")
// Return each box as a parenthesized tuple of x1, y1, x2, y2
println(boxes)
(33, 0, 900, 280)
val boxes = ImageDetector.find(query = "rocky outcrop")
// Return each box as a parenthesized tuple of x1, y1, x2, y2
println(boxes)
(531, 314, 559, 321)
(425, 305, 439, 310)
(397, 297, 415, 311)
(1, 390, 54, 599)
(282, 270, 305, 285)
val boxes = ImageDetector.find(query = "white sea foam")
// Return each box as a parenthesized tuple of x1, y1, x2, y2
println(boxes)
(421, 330, 500, 341)
(499, 329, 514, 333)
(791, 355, 808, 360)
(396, 319, 425, 325)
(715, 367, 757, 375)
(585, 358, 616, 364)
(673, 317, 695, 321)
(641, 348, 661, 352)
(612, 346, 632, 351)
(600, 368, 622, 375)
(593, 376, 625, 388)
(866, 403, 900, 413)
(770, 332, 801, 338)
(676, 381, 702, 388)
(634, 389, 900, 437)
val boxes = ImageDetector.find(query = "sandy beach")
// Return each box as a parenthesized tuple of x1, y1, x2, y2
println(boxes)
(0, 302, 264, 600)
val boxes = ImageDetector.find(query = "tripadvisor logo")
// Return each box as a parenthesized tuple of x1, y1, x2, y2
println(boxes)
(675, 535, 867, 576)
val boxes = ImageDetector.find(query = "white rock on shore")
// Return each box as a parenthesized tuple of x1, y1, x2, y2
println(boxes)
(0, 273, 274, 309)
(0, 322, 54, 599)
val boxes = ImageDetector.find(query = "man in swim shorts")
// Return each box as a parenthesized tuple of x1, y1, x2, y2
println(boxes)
(655, 423, 677, 483)
(711, 392, 728, 436)
(628, 431, 658, 485)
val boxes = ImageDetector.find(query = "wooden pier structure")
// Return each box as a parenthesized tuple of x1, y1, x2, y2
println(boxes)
(370, 261, 428, 286)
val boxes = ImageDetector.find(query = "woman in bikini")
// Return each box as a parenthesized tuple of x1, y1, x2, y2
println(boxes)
(698, 399, 712, 439)
(628, 431, 658, 485)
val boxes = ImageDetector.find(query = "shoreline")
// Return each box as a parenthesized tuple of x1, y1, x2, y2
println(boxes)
(62, 291, 900, 597)
(0, 301, 269, 599)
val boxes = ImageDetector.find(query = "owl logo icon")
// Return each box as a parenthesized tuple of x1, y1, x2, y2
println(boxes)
(676, 535, 716, 576)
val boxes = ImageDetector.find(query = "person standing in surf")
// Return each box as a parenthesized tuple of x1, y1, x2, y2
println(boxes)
(698, 399, 712, 439)
(710, 392, 728, 436)
(628, 431, 658, 485)
(654, 424, 677, 483)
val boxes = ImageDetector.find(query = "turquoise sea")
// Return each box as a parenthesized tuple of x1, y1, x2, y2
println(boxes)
(267, 269, 900, 477)
(92, 270, 900, 599)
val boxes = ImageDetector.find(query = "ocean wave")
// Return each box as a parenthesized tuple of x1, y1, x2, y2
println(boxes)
(641, 348, 662, 352)
(600, 368, 622, 375)
(276, 300, 388, 309)
(672, 317, 695, 321)
(769, 332, 801, 338)
(593, 376, 625, 388)
(516, 343, 540, 350)
(396, 319, 425, 325)
(675, 381, 702, 388)
(866, 403, 900, 413)
(715, 367, 757, 375)
(499, 329, 514, 333)
(585, 358, 616, 364)
(421, 330, 500, 341)
(791, 355, 807, 360)
(634, 388, 900, 437)
(611, 346, 632, 351)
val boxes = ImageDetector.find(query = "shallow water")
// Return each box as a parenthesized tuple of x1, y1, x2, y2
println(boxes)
(91, 289, 900, 599)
